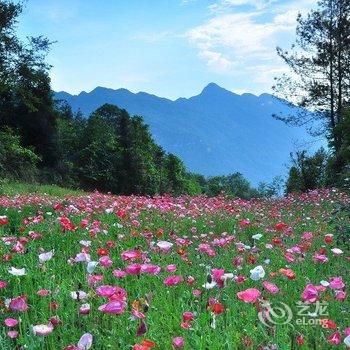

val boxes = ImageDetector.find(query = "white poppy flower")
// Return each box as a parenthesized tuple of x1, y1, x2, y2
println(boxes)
(39, 250, 54, 263)
(250, 265, 265, 281)
(8, 267, 26, 276)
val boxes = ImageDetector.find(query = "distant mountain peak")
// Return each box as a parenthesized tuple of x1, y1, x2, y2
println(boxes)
(199, 83, 237, 99)
(201, 82, 225, 93)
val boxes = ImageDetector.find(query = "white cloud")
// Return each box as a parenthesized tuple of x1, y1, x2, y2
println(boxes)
(186, 0, 317, 82)
(198, 50, 234, 71)
(208, 0, 278, 13)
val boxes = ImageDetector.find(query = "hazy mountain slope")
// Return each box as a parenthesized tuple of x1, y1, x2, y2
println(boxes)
(55, 83, 315, 184)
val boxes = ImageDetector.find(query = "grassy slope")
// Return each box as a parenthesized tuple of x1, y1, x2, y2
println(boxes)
(0, 181, 85, 197)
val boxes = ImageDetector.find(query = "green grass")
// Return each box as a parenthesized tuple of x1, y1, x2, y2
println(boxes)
(0, 190, 348, 349)
(0, 181, 86, 197)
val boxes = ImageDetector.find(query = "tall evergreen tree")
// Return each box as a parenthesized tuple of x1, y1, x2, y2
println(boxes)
(273, 0, 350, 153)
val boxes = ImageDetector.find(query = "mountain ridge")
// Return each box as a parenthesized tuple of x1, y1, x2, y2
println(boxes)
(55, 83, 317, 185)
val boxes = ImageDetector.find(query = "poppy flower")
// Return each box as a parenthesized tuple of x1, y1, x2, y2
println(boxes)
(164, 275, 183, 286)
(4, 318, 18, 327)
(98, 301, 126, 314)
(237, 288, 261, 303)
(209, 303, 225, 314)
(32, 324, 54, 336)
(328, 331, 341, 345)
(9, 295, 28, 312)
(78, 333, 93, 349)
(173, 337, 184, 348)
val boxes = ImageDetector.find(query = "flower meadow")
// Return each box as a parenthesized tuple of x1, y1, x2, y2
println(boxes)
(0, 190, 349, 350)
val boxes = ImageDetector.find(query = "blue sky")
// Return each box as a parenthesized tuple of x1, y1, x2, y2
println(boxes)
(18, 0, 316, 99)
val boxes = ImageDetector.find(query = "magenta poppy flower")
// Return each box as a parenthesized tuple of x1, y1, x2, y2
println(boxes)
(126, 263, 142, 275)
(301, 284, 319, 303)
(313, 253, 328, 263)
(329, 277, 345, 290)
(164, 275, 183, 286)
(98, 300, 126, 314)
(9, 295, 28, 312)
(335, 290, 346, 301)
(173, 337, 184, 348)
(4, 318, 18, 327)
(96, 285, 117, 298)
(99, 255, 113, 268)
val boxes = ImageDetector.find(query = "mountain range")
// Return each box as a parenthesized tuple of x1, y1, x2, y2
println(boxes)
(55, 83, 317, 185)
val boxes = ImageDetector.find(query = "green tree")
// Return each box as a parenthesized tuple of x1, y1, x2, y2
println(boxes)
(274, 0, 350, 153)
(0, 129, 40, 181)
(0, 1, 57, 167)
(285, 149, 328, 193)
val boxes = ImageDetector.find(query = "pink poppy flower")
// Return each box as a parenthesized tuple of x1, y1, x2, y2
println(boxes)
(0, 280, 8, 289)
(166, 264, 177, 272)
(302, 231, 313, 240)
(132, 308, 145, 319)
(7, 330, 18, 339)
(187, 276, 195, 285)
(263, 281, 280, 294)
(87, 274, 104, 286)
(37, 289, 50, 297)
(237, 288, 261, 303)
(98, 300, 126, 314)
(113, 269, 126, 279)
(212, 268, 225, 286)
(108, 287, 127, 302)
(79, 303, 91, 315)
(99, 255, 113, 268)
(193, 289, 201, 297)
